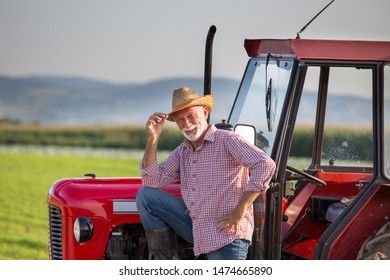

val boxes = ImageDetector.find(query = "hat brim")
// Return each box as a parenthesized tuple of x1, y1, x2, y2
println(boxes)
(167, 95, 214, 122)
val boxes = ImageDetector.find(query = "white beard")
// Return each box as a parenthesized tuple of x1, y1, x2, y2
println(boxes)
(181, 123, 205, 141)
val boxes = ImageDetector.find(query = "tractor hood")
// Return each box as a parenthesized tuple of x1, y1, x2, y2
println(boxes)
(48, 177, 181, 218)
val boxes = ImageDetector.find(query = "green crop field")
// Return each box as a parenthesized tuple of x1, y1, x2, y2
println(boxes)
(0, 148, 143, 260)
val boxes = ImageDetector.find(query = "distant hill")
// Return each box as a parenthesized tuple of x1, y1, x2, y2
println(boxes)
(0, 75, 380, 126)
(0, 76, 239, 125)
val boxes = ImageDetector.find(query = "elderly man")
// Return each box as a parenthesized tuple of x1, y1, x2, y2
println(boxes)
(136, 87, 276, 260)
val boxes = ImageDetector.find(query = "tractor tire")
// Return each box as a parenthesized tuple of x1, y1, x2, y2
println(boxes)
(356, 221, 390, 260)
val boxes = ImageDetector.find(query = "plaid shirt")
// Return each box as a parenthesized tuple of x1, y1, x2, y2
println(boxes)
(140, 124, 276, 256)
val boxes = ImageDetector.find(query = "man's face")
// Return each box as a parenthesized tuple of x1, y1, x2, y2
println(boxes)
(174, 106, 208, 142)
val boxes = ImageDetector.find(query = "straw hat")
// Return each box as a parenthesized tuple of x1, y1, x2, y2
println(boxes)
(167, 87, 214, 121)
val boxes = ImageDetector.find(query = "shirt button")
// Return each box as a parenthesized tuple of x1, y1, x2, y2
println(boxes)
(192, 174, 196, 178)
(192, 188, 195, 191)
(193, 160, 197, 163)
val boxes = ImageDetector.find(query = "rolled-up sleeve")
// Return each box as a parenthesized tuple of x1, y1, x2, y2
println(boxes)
(245, 153, 276, 192)
(227, 133, 276, 192)
(140, 160, 160, 187)
(140, 147, 181, 188)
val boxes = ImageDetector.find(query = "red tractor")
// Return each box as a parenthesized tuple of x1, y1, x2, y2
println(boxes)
(48, 25, 390, 260)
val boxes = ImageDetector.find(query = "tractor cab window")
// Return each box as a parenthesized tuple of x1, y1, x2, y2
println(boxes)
(228, 57, 294, 155)
(321, 67, 373, 168)
(288, 65, 374, 170)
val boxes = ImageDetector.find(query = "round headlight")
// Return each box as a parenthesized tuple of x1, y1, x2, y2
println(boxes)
(73, 216, 94, 243)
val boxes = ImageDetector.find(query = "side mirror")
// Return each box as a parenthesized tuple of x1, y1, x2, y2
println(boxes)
(234, 124, 256, 145)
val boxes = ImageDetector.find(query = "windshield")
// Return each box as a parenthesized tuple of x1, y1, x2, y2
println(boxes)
(228, 57, 294, 154)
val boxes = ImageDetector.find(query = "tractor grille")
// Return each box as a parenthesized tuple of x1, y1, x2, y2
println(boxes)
(48, 204, 63, 260)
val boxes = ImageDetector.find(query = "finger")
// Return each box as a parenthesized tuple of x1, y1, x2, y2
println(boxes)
(217, 214, 229, 223)
(218, 221, 227, 232)
(219, 220, 239, 235)
(146, 118, 157, 127)
(219, 221, 232, 232)
(150, 113, 167, 124)
(220, 224, 234, 236)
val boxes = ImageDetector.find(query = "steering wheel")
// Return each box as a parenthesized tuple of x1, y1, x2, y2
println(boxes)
(286, 165, 327, 187)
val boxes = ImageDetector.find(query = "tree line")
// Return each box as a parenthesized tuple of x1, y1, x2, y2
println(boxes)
(0, 124, 372, 160)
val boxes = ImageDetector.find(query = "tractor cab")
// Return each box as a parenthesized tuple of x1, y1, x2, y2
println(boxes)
(227, 38, 390, 259)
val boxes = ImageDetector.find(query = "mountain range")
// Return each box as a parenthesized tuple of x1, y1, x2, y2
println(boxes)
(0, 75, 379, 126)
(0, 76, 239, 125)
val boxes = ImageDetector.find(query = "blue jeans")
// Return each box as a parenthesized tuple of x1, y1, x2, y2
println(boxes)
(136, 187, 249, 260)
(207, 239, 249, 260)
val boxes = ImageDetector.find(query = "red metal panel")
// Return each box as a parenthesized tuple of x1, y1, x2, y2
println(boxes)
(326, 185, 390, 259)
(245, 39, 390, 62)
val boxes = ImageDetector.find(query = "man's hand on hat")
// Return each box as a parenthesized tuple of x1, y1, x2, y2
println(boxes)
(146, 112, 168, 139)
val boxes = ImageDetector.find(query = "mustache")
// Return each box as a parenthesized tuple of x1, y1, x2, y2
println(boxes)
(182, 124, 198, 132)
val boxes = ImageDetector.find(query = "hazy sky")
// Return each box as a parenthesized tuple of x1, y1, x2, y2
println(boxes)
(0, 0, 389, 84)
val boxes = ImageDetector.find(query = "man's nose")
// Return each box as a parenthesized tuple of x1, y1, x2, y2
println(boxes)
(182, 118, 191, 128)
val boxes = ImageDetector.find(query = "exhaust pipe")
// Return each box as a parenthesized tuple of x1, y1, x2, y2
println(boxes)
(204, 25, 217, 96)
(204, 25, 216, 124)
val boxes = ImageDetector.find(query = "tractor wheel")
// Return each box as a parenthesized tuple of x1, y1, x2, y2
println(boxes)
(356, 221, 390, 260)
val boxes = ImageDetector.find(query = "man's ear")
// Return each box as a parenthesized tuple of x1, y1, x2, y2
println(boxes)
(203, 106, 210, 119)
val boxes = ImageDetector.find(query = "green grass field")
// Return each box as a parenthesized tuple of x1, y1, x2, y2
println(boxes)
(0, 149, 142, 260)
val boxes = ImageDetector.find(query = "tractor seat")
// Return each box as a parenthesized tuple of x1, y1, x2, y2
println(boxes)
(325, 198, 353, 222)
